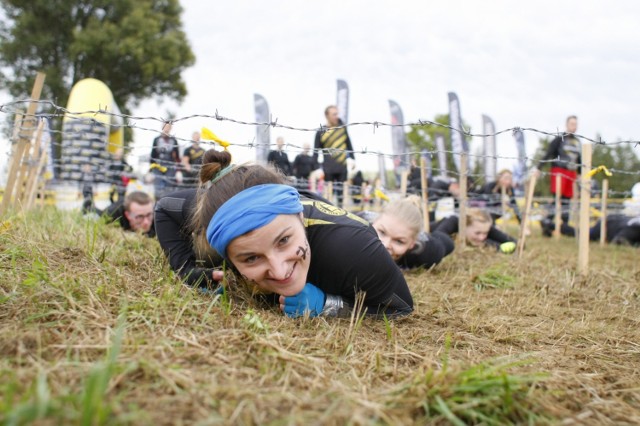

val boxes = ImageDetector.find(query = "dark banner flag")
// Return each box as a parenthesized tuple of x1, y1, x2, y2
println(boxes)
(513, 129, 527, 189)
(254, 93, 270, 165)
(336, 79, 349, 124)
(389, 100, 410, 176)
(482, 114, 497, 181)
(448, 92, 469, 172)
(434, 132, 448, 177)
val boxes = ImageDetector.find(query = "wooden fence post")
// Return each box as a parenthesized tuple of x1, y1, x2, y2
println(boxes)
(553, 174, 562, 238)
(457, 153, 468, 247)
(0, 72, 46, 216)
(518, 173, 538, 258)
(599, 178, 608, 246)
(578, 143, 592, 275)
(420, 157, 430, 233)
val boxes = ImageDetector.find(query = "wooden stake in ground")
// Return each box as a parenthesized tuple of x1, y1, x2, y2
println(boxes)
(553, 174, 562, 238)
(600, 178, 608, 246)
(342, 180, 351, 211)
(373, 178, 382, 212)
(325, 181, 333, 204)
(420, 157, 430, 233)
(457, 153, 468, 248)
(0, 72, 46, 216)
(570, 179, 579, 242)
(17, 120, 45, 208)
(518, 173, 538, 258)
(399, 170, 409, 197)
(24, 151, 48, 211)
(578, 143, 592, 275)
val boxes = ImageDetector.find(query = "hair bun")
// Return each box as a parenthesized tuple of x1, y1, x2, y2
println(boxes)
(199, 149, 232, 183)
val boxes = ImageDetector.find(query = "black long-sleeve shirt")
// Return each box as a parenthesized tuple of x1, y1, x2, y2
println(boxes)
(267, 150, 291, 175)
(537, 133, 581, 172)
(313, 120, 355, 177)
(356, 210, 454, 270)
(154, 188, 413, 317)
(292, 153, 318, 180)
(562, 214, 640, 246)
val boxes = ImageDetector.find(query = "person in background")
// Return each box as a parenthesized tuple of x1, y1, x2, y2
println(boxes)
(84, 191, 155, 238)
(476, 169, 521, 223)
(182, 131, 205, 186)
(107, 148, 134, 203)
(541, 213, 640, 246)
(150, 122, 181, 197)
(408, 172, 461, 222)
(267, 136, 291, 175)
(357, 196, 454, 270)
(154, 149, 413, 319)
(432, 208, 517, 253)
(535, 115, 581, 231)
(292, 142, 317, 181)
(313, 105, 355, 188)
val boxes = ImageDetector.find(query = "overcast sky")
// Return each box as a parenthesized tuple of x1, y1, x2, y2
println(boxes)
(3, 0, 640, 178)
(129, 0, 640, 172)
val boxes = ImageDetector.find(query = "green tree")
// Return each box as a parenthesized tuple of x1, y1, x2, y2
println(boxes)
(592, 142, 640, 196)
(0, 0, 195, 141)
(406, 113, 474, 180)
(532, 135, 640, 197)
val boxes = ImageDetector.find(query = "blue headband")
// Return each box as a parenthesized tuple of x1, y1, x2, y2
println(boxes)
(206, 184, 303, 258)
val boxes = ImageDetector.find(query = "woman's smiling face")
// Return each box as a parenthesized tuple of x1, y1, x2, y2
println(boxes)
(226, 213, 310, 296)
(372, 213, 417, 261)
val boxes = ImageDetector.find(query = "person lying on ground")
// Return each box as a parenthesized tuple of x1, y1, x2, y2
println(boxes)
(356, 195, 454, 270)
(83, 190, 155, 238)
(154, 149, 413, 319)
(432, 208, 517, 253)
(541, 214, 640, 246)
(475, 169, 522, 223)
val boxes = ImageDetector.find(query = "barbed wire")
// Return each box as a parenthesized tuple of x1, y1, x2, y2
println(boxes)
(2, 101, 640, 197)
(3, 99, 640, 148)
(6, 119, 640, 180)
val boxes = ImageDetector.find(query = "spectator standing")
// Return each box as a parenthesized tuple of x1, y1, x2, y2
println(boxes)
(535, 115, 581, 228)
(292, 142, 317, 181)
(182, 131, 205, 186)
(313, 105, 355, 186)
(150, 122, 180, 197)
(267, 136, 292, 175)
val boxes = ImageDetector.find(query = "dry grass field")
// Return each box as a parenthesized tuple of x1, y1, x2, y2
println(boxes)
(1, 207, 639, 425)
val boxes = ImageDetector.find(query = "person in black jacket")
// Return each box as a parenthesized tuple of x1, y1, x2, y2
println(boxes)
(154, 149, 413, 319)
(357, 196, 454, 270)
(150, 122, 181, 197)
(476, 169, 521, 223)
(432, 208, 517, 253)
(84, 191, 156, 238)
(292, 142, 317, 181)
(267, 136, 291, 175)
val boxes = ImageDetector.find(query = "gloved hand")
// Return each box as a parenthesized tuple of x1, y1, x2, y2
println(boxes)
(499, 241, 516, 254)
(282, 283, 326, 318)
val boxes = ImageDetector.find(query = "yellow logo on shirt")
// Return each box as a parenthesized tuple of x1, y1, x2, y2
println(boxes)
(315, 201, 347, 216)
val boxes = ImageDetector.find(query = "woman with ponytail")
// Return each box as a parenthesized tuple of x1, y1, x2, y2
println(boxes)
(154, 149, 413, 319)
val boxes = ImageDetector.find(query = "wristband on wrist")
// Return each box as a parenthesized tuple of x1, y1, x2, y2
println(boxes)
(322, 294, 345, 317)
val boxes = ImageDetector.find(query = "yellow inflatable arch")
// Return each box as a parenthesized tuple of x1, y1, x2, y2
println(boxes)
(60, 78, 124, 181)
